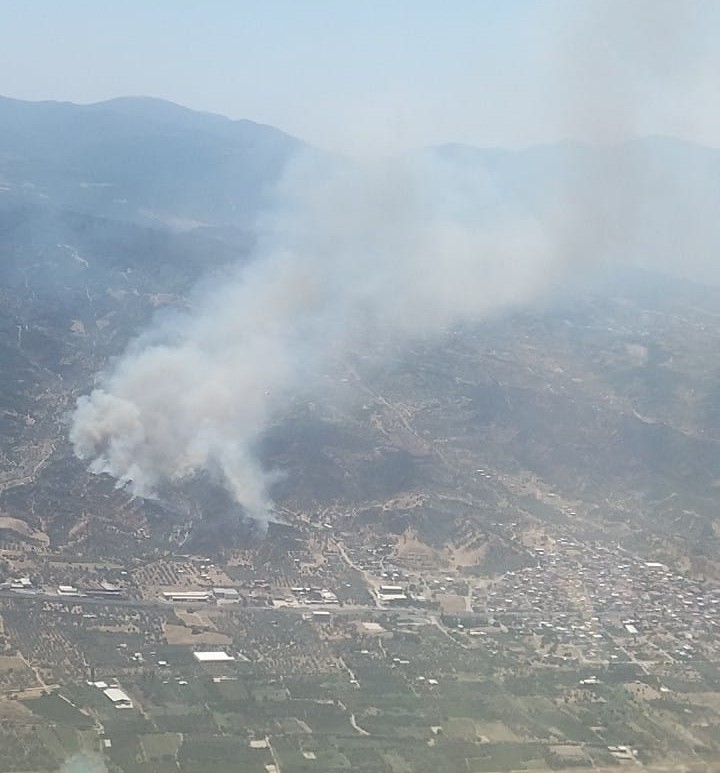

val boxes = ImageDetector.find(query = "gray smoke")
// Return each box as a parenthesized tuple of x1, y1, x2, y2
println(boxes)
(544, 0, 720, 283)
(60, 753, 109, 773)
(70, 155, 559, 521)
(70, 2, 719, 522)
(546, 0, 718, 144)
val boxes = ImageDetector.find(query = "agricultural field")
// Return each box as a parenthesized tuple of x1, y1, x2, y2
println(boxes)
(2, 574, 720, 773)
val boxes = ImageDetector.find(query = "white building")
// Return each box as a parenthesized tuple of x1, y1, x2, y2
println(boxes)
(213, 587, 240, 600)
(193, 651, 235, 663)
(103, 687, 133, 709)
(162, 591, 211, 602)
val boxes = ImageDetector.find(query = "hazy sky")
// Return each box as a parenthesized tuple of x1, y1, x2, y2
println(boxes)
(2, 1, 718, 154)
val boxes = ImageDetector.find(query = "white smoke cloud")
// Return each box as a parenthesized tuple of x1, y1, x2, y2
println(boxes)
(60, 753, 109, 773)
(69, 0, 720, 523)
(70, 154, 560, 521)
(542, 0, 720, 146)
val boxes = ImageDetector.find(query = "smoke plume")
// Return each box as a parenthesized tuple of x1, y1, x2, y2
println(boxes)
(70, 3, 719, 523)
(69, 154, 559, 521)
(60, 753, 109, 773)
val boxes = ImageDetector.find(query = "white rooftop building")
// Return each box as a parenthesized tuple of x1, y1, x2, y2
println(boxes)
(193, 651, 235, 663)
(213, 587, 240, 600)
(103, 687, 133, 709)
(162, 591, 211, 602)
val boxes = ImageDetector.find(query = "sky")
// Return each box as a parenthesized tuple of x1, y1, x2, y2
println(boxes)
(1, 1, 719, 155)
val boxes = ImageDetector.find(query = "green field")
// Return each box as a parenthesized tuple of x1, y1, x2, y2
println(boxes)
(22, 693, 95, 728)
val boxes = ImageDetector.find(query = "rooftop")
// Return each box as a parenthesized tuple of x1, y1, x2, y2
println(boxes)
(193, 651, 235, 663)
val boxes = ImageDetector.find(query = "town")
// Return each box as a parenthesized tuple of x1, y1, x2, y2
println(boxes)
(2, 496, 720, 772)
